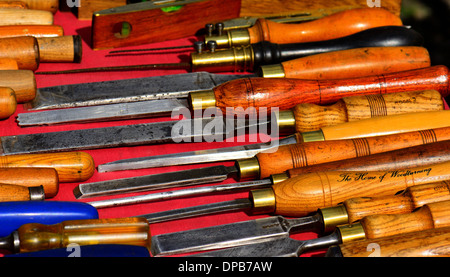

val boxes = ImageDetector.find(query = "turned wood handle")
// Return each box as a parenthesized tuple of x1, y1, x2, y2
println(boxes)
(282, 46, 430, 80)
(0, 0, 60, 13)
(248, 8, 402, 44)
(257, 125, 450, 178)
(0, 167, 58, 197)
(271, 161, 450, 217)
(0, 8, 53, 25)
(0, 25, 64, 38)
(0, 87, 16, 119)
(360, 200, 450, 239)
(0, 69, 36, 103)
(0, 58, 18, 69)
(36, 35, 82, 63)
(330, 227, 450, 257)
(286, 138, 450, 177)
(0, 1, 28, 9)
(0, 152, 95, 183)
(0, 36, 39, 71)
(344, 181, 450, 223)
(0, 183, 41, 201)
(212, 65, 450, 113)
(292, 90, 443, 132)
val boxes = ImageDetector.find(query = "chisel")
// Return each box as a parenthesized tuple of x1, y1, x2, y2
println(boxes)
(0, 167, 59, 198)
(88, 139, 450, 208)
(325, 227, 450, 257)
(74, 120, 450, 199)
(150, 181, 450, 256)
(0, 201, 99, 237)
(137, 161, 450, 223)
(0, 217, 151, 254)
(189, 200, 450, 257)
(19, 47, 432, 126)
(0, 87, 16, 119)
(98, 90, 444, 172)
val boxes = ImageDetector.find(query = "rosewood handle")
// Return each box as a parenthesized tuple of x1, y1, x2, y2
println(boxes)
(360, 200, 450, 239)
(0, 152, 95, 183)
(248, 8, 402, 44)
(271, 161, 450, 217)
(0, 25, 64, 39)
(0, 36, 39, 71)
(0, 70, 36, 103)
(256, 124, 450, 179)
(211, 65, 450, 113)
(0, 167, 58, 197)
(0, 87, 16, 119)
(292, 90, 443, 132)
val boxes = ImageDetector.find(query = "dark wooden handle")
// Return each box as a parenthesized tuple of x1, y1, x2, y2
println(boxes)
(0, 167, 58, 197)
(248, 8, 402, 44)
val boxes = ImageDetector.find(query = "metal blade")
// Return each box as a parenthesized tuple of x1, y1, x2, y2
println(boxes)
(73, 164, 239, 199)
(151, 214, 323, 256)
(98, 134, 299, 172)
(17, 99, 189, 126)
(27, 72, 251, 110)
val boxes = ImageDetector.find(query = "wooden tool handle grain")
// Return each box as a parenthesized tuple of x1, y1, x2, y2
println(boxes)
(37, 35, 82, 63)
(0, 183, 36, 201)
(0, 167, 58, 197)
(0, 25, 64, 39)
(272, 161, 450, 217)
(0, 87, 16, 119)
(248, 8, 402, 44)
(5, 0, 60, 13)
(0, 36, 39, 71)
(0, 58, 18, 69)
(0, 9, 53, 25)
(0, 70, 36, 103)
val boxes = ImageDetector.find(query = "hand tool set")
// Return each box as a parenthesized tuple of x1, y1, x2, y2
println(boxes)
(0, 1, 449, 261)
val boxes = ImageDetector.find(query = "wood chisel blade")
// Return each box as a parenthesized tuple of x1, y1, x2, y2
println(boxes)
(150, 214, 322, 256)
(26, 72, 251, 110)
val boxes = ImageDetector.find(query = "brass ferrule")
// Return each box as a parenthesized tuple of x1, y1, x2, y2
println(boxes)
(205, 29, 251, 48)
(259, 64, 286, 78)
(276, 110, 296, 134)
(191, 45, 254, 72)
(319, 205, 349, 234)
(250, 188, 276, 214)
(189, 90, 216, 111)
(299, 130, 325, 142)
(235, 157, 260, 180)
(271, 173, 289, 184)
(337, 222, 366, 244)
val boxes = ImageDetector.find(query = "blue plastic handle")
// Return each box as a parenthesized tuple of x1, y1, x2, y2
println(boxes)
(0, 201, 99, 237)
(5, 244, 150, 257)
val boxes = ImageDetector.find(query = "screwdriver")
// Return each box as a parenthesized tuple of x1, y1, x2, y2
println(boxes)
(0, 201, 99, 237)
(190, 200, 450, 257)
(89, 138, 450, 209)
(0, 217, 151, 254)
(325, 227, 450, 257)
(137, 161, 450, 223)
(0, 167, 59, 198)
(150, 181, 450, 256)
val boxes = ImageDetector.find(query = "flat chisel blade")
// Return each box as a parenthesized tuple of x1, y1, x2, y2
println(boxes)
(27, 72, 251, 110)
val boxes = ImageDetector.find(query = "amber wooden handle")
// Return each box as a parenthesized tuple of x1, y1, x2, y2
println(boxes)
(36, 35, 82, 63)
(0, 183, 43, 201)
(282, 46, 430, 80)
(0, 152, 95, 183)
(286, 138, 450, 177)
(0, 69, 36, 103)
(272, 161, 450, 217)
(257, 126, 450, 178)
(0, 1, 28, 9)
(0, 87, 16, 119)
(330, 227, 450, 257)
(0, 36, 39, 71)
(0, 58, 18, 69)
(248, 8, 402, 44)
(293, 90, 444, 132)
(0, 167, 58, 197)
(344, 181, 450, 224)
(212, 65, 450, 113)
(0, 8, 53, 25)
(0, 25, 64, 39)
(0, 0, 59, 13)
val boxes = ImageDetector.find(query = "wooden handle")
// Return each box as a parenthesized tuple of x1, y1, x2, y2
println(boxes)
(293, 90, 444, 132)
(36, 35, 82, 63)
(0, 183, 40, 201)
(344, 181, 450, 223)
(0, 58, 18, 69)
(282, 46, 430, 80)
(0, 36, 39, 70)
(360, 200, 450, 239)
(0, 69, 36, 103)
(0, 0, 59, 13)
(212, 65, 450, 113)
(0, 87, 16, 119)
(248, 8, 402, 44)
(0, 9, 53, 25)
(0, 167, 58, 197)
(257, 125, 450, 178)
(0, 1, 28, 9)
(271, 160, 450, 217)
(0, 152, 95, 183)
(0, 25, 63, 38)
(331, 227, 450, 257)
(286, 138, 450, 177)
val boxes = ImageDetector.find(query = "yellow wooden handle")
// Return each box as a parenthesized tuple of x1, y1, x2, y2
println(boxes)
(0, 9, 53, 25)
